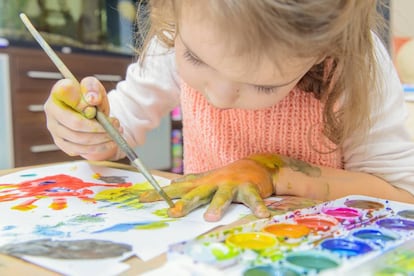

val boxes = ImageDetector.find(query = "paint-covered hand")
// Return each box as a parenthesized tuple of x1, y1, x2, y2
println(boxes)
(44, 76, 120, 160)
(140, 155, 279, 222)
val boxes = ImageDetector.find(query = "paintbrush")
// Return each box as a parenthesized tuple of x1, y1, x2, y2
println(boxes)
(19, 13, 175, 208)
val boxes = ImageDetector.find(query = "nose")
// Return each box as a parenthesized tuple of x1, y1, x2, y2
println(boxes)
(204, 79, 240, 108)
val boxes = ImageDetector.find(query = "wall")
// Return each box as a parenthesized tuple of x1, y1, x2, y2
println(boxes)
(391, 0, 414, 38)
(391, 0, 414, 84)
(0, 54, 14, 169)
(136, 116, 171, 170)
(391, 0, 414, 139)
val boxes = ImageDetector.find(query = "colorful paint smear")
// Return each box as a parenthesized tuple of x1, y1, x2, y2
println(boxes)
(0, 239, 132, 259)
(0, 174, 131, 211)
(69, 213, 106, 223)
(33, 224, 66, 237)
(92, 173, 128, 184)
(19, 173, 37, 177)
(264, 196, 320, 214)
(152, 208, 169, 218)
(93, 221, 170, 233)
(94, 182, 154, 209)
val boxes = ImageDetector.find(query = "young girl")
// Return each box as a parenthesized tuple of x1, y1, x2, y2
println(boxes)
(44, 0, 414, 221)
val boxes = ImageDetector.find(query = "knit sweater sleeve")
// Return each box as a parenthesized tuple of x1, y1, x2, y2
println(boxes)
(343, 33, 414, 195)
(107, 39, 180, 159)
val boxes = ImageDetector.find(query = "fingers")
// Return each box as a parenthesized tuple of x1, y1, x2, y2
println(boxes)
(139, 174, 209, 202)
(53, 135, 117, 157)
(50, 79, 93, 118)
(139, 183, 215, 216)
(168, 182, 269, 221)
(139, 181, 198, 202)
(140, 180, 270, 221)
(53, 115, 120, 145)
(45, 106, 121, 159)
(236, 183, 270, 218)
(45, 77, 120, 159)
(50, 77, 108, 119)
(203, 185, 237, 222)
(139, 162, 273, 221)
(167, 185, 218, 218)
(49, 121, 117, 157)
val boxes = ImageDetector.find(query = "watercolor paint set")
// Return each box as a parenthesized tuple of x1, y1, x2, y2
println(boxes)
(167, 195, 414, 275)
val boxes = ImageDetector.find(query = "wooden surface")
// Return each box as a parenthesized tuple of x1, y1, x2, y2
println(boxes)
(0, 161, 180, 276)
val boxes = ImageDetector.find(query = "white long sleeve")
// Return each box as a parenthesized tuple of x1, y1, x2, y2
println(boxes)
(107, 40, 181, 159)
(343, 35, 414, 194)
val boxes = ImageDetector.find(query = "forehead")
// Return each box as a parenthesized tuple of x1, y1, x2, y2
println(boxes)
(177, 4, 315, 86)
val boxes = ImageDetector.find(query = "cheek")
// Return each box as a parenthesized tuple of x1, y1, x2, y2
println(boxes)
(238, 85, 294, 109)
(175, 52, 205, 91)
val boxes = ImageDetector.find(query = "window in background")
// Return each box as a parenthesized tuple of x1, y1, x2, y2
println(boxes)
(0, 0, 142, 55)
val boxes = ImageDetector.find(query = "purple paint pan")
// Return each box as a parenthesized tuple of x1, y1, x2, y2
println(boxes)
(376, 218, 414, 230)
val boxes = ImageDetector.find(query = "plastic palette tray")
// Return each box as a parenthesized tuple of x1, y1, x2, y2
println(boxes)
(167, 195, 414, 275)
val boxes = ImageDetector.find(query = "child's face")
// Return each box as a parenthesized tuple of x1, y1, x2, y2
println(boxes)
(175, 8, 317, 110)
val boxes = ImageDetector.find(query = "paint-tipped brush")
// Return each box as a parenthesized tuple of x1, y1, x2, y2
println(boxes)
(19, 13, 175, 208)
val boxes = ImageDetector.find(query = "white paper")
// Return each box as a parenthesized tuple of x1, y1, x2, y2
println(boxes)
(0, 161, 250, 273)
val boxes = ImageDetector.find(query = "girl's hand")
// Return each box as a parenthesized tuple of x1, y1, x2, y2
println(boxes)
(139, 156, 277, 222)
(44, 76, 120, 160)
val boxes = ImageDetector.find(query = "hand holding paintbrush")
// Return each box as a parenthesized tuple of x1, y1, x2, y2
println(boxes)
(19, 13, 174, 208)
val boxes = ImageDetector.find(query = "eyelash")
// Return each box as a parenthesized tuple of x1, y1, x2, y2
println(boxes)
(183, 50, 204, 66)
(183, 49, 278, 94)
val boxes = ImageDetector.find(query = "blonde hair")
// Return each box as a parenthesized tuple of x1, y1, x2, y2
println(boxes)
(136, 0, 386, 147)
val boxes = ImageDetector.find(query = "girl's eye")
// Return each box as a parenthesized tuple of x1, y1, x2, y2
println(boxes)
(183, 50, 204, 66)
(254, 85, 278, 94)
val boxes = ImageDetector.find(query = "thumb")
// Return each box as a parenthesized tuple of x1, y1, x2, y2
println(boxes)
(79, 77, 109, 118)
(80, 76, 110, 118)
(51, 78, 97, 118)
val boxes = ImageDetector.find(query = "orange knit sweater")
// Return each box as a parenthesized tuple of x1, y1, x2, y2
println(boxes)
(180, 82, 343, 174)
